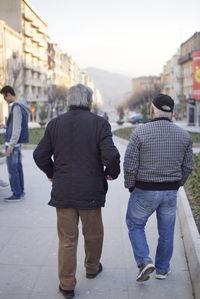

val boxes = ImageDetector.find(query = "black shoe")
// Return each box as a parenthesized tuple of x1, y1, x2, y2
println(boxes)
(59, 285, 74, 298)
(136, 262, 155, 282)
(86, 263, 103, 279)
(4, 195, 23, 202)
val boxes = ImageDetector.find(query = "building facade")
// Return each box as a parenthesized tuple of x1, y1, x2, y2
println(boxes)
(0, 20, 22, 123)
(179, 32, 200, 125)
(81, 72, 103, 110)
(67, 56, 80, 87)
(0, 0, 103, 122)
(132, 76, 161, 94)
(161, 53, 182, 118)
(0, 0, 48, 108)
(48, 43, 70, 88)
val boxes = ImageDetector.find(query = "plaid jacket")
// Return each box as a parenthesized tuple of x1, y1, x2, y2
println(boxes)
(124, 118, 194, 189)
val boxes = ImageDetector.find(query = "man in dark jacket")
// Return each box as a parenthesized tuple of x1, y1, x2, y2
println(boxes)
(0, 85, 29, 201)
(33, 83, 120, 298)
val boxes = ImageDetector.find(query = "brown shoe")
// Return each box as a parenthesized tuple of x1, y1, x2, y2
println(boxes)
(86, 263, 103, 279)
(59, 285, 74, 298)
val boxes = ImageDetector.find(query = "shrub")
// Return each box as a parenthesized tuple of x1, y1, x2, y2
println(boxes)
(186, 153, 200, 199)
(113, 127, 134, 140)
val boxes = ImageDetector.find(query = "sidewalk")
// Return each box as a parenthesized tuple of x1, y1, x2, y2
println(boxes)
(0, 139, 194, 299)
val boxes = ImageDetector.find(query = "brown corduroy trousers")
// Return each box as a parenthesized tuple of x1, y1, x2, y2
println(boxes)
(56, 208, 104, 290)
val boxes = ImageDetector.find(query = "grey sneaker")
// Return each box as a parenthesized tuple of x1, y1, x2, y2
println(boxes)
(0, 179, 9, 188)
(137, 262, 155, 282)
(155, 270, 171, 280)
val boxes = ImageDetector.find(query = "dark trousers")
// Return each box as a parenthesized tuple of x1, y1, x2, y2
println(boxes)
(6, 147, 24, 196)
(56, 208, 104, 290)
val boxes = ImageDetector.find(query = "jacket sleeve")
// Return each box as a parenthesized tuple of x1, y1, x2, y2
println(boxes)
(123, 130, 140, 189)
(33, 122, 54, 179)
(180, 139, 194, 186)
(99, 121, 120, 179)
(8, 105, 22, 148)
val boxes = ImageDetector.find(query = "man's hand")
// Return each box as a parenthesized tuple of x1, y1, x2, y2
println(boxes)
(48, 178, 53, 182)
(6, 147, 13, 157)
(106, 175, 114, 180)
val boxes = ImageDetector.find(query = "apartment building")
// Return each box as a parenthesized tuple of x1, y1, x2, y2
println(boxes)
(132, 76, 161, 94)
(48, 43, 70, 88)
(0, 0, 48, 109)
(81, 72, 103, 109)
(161, 53, 182, 117)
(68, 56, 80, 87)
(0, 20, 22, 123)
(179, 32, 200, 125)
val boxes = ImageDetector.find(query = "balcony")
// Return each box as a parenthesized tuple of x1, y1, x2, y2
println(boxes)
(24, 61, 32, 70)
(32, 19, 39, 29)
(32, 33, 40, 44)
(25, 77, 46, 87)
(38, 39, 47, 48)
(23, 9, 33, 22)
(32, 47, 39, 58)
(24, 42, 33, 54)
(24, 24, 33, 38)
(37, 26, 46, 35)
(179, 52, 192, 64)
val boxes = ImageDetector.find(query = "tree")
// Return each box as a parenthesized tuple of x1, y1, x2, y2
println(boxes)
(125, 84, 162, 111)
(117, 105, 125, 120)
(141, 102, 149, 122)
(116, 105, 125, 125)
(92, 103, 99, 114)
(6, 52, 23, 95)
(48, 84, 68, 119)
(38, 104, 48, 128)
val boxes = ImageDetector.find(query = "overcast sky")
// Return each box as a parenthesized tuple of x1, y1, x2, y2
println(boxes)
(30, 0, 200, 77)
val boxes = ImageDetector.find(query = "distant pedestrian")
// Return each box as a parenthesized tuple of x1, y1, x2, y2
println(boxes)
(33, 83, 120, 299)
(103, 111, 109, 121)
(124, 94, 193, 282)
(0, 86, 30, 201)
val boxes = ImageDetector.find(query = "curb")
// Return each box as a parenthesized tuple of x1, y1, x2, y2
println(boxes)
(177, 187, 200, 299)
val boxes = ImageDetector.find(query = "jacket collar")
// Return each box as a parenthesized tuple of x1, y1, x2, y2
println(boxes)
(69, 106, 90, 111)
(150, 117, 172, 122)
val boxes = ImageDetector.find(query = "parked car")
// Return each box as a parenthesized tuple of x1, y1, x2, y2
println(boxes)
(127, 114, 143, 124)
(127, 114, 151, 124)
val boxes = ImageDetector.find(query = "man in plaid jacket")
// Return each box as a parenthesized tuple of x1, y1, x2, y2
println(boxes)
(124, 94, 193, 282)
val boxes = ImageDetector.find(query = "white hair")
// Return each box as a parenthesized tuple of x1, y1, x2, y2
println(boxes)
(151, 103, 172, 119)
(67, 84, 93, 108)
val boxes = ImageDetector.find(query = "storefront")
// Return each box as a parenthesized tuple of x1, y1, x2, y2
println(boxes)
(192, 51, 200, 126)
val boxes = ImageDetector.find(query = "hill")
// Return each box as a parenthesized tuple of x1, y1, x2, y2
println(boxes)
(84, 67, 132, 110)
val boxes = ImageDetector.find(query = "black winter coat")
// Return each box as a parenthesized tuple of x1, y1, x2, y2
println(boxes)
(33, 107, 120, 209)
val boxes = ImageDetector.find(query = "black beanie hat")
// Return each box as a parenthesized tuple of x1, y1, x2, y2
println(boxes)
(152, 94, 174, 112)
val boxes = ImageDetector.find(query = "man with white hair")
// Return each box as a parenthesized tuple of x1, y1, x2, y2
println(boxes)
(33, 84, 120, 298)
(124, 94, 193, 282)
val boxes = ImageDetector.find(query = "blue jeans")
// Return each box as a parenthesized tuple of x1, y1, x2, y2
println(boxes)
(126, 187, 177, 274)
(6, 146, 24, 197)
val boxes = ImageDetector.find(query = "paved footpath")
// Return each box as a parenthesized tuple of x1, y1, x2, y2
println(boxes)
(0, 139, 194, 299)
